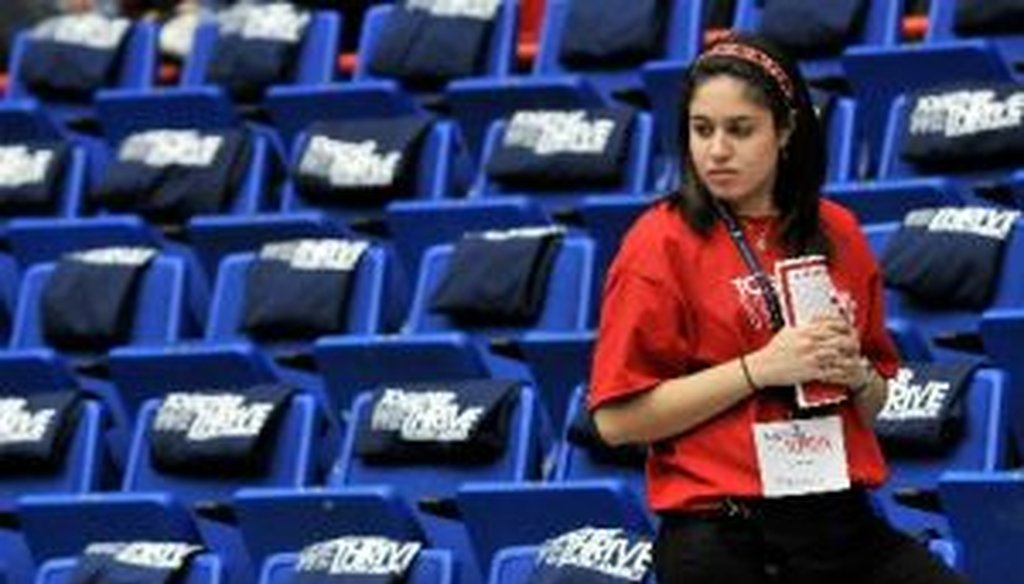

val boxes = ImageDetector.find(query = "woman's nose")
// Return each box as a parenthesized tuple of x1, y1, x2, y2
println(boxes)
(708, 131, 732, 159)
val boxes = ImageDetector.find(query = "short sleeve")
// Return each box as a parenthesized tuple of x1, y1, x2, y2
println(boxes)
(588, 269, 692, 411)
(862, 263, 901, 379)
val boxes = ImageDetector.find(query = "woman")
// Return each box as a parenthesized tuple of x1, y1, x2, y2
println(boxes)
(588, 33, 967, 584)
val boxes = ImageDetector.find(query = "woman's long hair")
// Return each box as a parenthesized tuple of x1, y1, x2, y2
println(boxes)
(670, 33, 832, 258)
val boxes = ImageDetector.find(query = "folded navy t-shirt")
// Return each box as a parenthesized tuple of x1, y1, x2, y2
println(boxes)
(954, 0, 1024, 36)
(70, 541, 203, 584)
(881, 207, 1018, 310)
(20, 13, 130, 99)
(149, 384, 294, 476)
(41, 247, 158, 352)
(92, 128, 251, 224)
(355, 379, 520, 465)
(292, 536, 422, 583)
(528, 527, 653, 584)
(0, 141, 69, 216)
(0, 391, 80, 474)
(486, 108, 635, 190)
(367, 0, 501, 89)
(760, 0, 868, 58)
(876, 361, 977, 455)
(430, 226, 565, 325)
(242, 239, 370, 341)
(559, 0, 668, 69)
(205, 3, 311, 101)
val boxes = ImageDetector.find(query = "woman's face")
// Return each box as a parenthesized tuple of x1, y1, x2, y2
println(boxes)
(687, 74, 790, 215)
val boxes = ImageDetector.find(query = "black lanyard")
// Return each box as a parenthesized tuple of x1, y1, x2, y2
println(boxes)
(715, 203, 786, 331)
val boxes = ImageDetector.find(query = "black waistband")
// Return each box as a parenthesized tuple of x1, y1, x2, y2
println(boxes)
(660, 488, 870, 523)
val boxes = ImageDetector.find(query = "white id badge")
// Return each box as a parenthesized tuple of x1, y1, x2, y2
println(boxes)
(753, 416, 851, 498)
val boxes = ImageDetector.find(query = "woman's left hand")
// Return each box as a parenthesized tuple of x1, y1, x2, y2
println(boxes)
(812, 317, 869, 387)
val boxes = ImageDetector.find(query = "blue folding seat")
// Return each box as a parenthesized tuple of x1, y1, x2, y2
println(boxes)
(0, 253, 188, 458)
(386, 198, 553, 285)
(734, 0, 903, 82)
(187, 118, 460, 280)
(825, 96, 975, 224)
(93, 11, 339, 143)
(35, 553, 225, 584)
(876, 367, 1010, 540)
(938, 470, 1024, 584)
(842, 1, 1018, 173)
(0, 400, 106, 584)
(314, 236, 594, 414)
(259, 549, 454, 584)
(456, 384, 652, 577)
(448, 0, 703, 165)
(266, 0, 517, 160)
(107, 243, 403, 428)
(17, 392, 321, 584)
(926, 0, 1024, 70)
(234, 384, 548, 584)
(864, 217, 1024, 364)
(4, 20, 157, 128)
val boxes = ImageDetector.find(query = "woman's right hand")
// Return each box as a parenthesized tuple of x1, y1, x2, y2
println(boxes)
(745, 317, 856, 388)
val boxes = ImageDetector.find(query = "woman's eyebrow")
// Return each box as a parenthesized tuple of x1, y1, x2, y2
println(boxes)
(689, 114, 757, 123)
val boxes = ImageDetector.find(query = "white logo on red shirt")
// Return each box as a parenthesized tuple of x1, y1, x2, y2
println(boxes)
(730, 274, 857, 331)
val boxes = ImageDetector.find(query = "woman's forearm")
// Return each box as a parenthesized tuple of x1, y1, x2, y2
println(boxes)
(593, 356, 758, 446)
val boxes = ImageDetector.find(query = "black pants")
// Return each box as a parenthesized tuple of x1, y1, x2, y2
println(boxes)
(654, 490, 969, 584)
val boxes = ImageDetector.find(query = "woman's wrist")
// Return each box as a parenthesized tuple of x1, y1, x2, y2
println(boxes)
(739, 352, 761, 393)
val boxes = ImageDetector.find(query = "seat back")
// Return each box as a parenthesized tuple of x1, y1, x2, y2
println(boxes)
(734, 0, 902, 79)
(10, 255, 187, 350)
(122, 394, 318, 505)
(355, 2, 516, 83)
(879, 367, 1010, 537)
(181, 12, 340, 88)
(0, 401, 104, 513)
(554, 385, 647, 499)
(406, 237, 594, 336)
(533, 0, 704, 96)
(926, 0, 1024, 64)
(205, 246, 390, 343)
(259, 549, 454, 584)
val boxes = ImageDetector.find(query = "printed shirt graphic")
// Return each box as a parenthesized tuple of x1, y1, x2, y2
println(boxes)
(589, 200, 901, 512)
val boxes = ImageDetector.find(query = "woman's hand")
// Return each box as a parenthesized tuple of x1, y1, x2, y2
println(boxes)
(746, 317, 861, 388)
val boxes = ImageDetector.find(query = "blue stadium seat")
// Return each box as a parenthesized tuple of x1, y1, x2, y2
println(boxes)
(456, 384, 652, 576)
(234, 385, 548, 584)
(92, 12, 340, 138)
(734, 0, 903, 81)
(5, 21, 157, 127)
(16, 393, 321, 584)
(864, 216, 1024, 364)
(0, 400, 105, 584)
(259, 549, 454, 584)
(824, 96, 974, 224)
(532, 0, 704, 100)
(924, 0, 1024, 76)
(938, 470, 1024, 584)
(515, 331, 595, 430)
(386, 198, 553, 283)
(447, 0, 701, 167)
(314, 236, 595, 411)
(106, 243, 402, 426)
(188, 120, 461, 278)
(842, 0, 1018, 174)
(35, 553, 225, 584)
(877, 367, 1010, 539)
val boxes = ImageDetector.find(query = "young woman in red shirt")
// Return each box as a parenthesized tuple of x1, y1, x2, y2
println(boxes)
(588, 33, 967, 584)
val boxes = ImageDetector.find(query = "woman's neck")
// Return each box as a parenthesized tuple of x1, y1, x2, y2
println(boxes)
(727, 196, 778, 218)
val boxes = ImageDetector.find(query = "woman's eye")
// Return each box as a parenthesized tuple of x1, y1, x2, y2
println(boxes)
(729, 124, 754, 138)
(692, 124, 713, 138)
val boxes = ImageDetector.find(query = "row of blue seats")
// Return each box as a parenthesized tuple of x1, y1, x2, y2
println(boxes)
(5, 1, 1023, 179)
(0, 364, 1016, 584)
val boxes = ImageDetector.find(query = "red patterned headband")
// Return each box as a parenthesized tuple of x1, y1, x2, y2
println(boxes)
(697, 41, 795, 104)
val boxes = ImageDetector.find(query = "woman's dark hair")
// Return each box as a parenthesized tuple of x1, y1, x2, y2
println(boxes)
(670, 33, 831, 258)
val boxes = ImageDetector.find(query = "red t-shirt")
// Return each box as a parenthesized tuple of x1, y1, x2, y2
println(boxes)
(588, 199, 901, 513)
